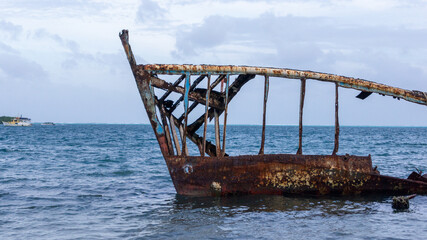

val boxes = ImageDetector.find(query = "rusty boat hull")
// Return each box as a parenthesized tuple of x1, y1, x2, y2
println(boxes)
(166, 154, 427, 197)
(119, 30, 427, 197)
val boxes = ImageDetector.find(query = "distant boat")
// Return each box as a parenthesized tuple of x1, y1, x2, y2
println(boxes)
(2, 116, 32, 126)
(41, 122, 55, 126)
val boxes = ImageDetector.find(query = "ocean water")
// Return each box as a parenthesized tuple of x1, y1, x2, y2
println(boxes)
(1, 124, 426, 239)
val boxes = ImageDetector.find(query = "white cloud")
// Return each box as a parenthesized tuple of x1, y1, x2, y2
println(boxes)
(171, 13, 427, 81)
(0, 0, 426, 124)
(0, 41, 19, 54)
(0, 52, 48, 82)
(136, 0, 167, 23)
(0, 0, 110, 18)
(0, 19, 23, 39)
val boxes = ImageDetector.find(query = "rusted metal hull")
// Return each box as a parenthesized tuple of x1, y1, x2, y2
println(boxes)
(119, 29, 427, 197)
(166, 154, 427, 197)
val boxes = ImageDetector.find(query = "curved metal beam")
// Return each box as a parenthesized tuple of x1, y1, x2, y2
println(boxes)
(139, 64, 427, 106)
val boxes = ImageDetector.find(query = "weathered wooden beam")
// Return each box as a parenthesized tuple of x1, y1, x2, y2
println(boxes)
(178, 74, 226, 122)
(121, 30, 222, 158)
(119, 30, 136, 68)
(154, 96, 220, 157)
(120, 30, 169, 158)
(333, 83, 340, 155)
(187, 74, 256, 134)
(194, 133, 219, 157)
(159, 74, 185, 102)
(170, 111, 218, 157)
(169, 74, 207, 112)
(259, 75, 269, 155)
(149, 75, 223, 110)
(214, 110, 221, 156)
(297, 78, 306, 155)
(355, 91, 372, 100)
(211, 75, 227, 89)
(178, 122, 189, 156)
(156, 99, 174, 155)
(139, 64, 427, 106)
(169, 114, 181, 155)
(179, 101, 197, 122)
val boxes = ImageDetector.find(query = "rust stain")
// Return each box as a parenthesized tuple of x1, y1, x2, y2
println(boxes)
(137, 64, 427, 106)
(119, 29, 427, 197)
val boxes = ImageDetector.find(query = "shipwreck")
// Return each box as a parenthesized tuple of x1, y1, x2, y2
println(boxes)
(120, 30, 427, 197)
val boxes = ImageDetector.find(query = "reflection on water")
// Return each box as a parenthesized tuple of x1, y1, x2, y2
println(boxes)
(173, 194, 386, 215)
(139, 194, 426, 239)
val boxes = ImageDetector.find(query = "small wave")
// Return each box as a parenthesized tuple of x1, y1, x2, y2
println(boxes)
(113, 170, 134, 176)
(99, 155, 119, 163)
(23, 205, 64, 210)
(24, 206, 37, 209)
(0, 192, 10, 197)
(376, 153, 391, 157)
(0, 148, 15, 152)
(87, 172, 107, 177)
(77, 194, 103, 198)
(1, 178, 30, 184)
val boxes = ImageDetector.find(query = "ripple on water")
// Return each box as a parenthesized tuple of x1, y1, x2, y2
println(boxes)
(1, 125, 427, 239)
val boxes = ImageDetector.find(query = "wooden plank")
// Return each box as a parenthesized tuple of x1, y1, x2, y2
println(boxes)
(187, 74, 256, 134)
(169, 74, 207, 112)
(159, 74, 185, 102)
(157, 102, 174, 155)
(214, 110, 221, 156)
(178, 123, 189, 156)
(178, 74, 226, 122)
(171, 113, 218, 157)
(169, 114, 181, 155)
(149, 75, 223, 110)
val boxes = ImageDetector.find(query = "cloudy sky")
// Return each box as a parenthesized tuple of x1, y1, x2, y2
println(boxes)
(1, 0, 426, 126)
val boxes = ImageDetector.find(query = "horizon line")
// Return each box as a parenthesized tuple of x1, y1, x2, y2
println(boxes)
(26, 122, 427, 128)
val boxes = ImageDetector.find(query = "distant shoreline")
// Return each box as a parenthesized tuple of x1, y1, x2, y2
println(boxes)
(14, 123, 427, 128)
(2, 115, 425, 127)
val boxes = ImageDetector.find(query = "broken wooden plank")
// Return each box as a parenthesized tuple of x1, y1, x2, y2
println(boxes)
(159, 74, 186, 102)
(149, 74, 223, 110)
(356, 91, 373, 100)
(170, 74, 207, 112)
(187, 74, 256, 134)
(157, 99, 174, 155)
(178, 75, 226, 122)
(178, 122, 189, 156)
(214, 110, 221, 156)
(169, 114, 181, 155)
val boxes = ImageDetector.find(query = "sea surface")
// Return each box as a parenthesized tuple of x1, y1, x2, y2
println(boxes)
(1, 124, 426, 239)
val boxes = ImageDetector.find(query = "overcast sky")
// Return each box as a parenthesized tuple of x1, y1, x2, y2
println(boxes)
(1, 0, 426, 126)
